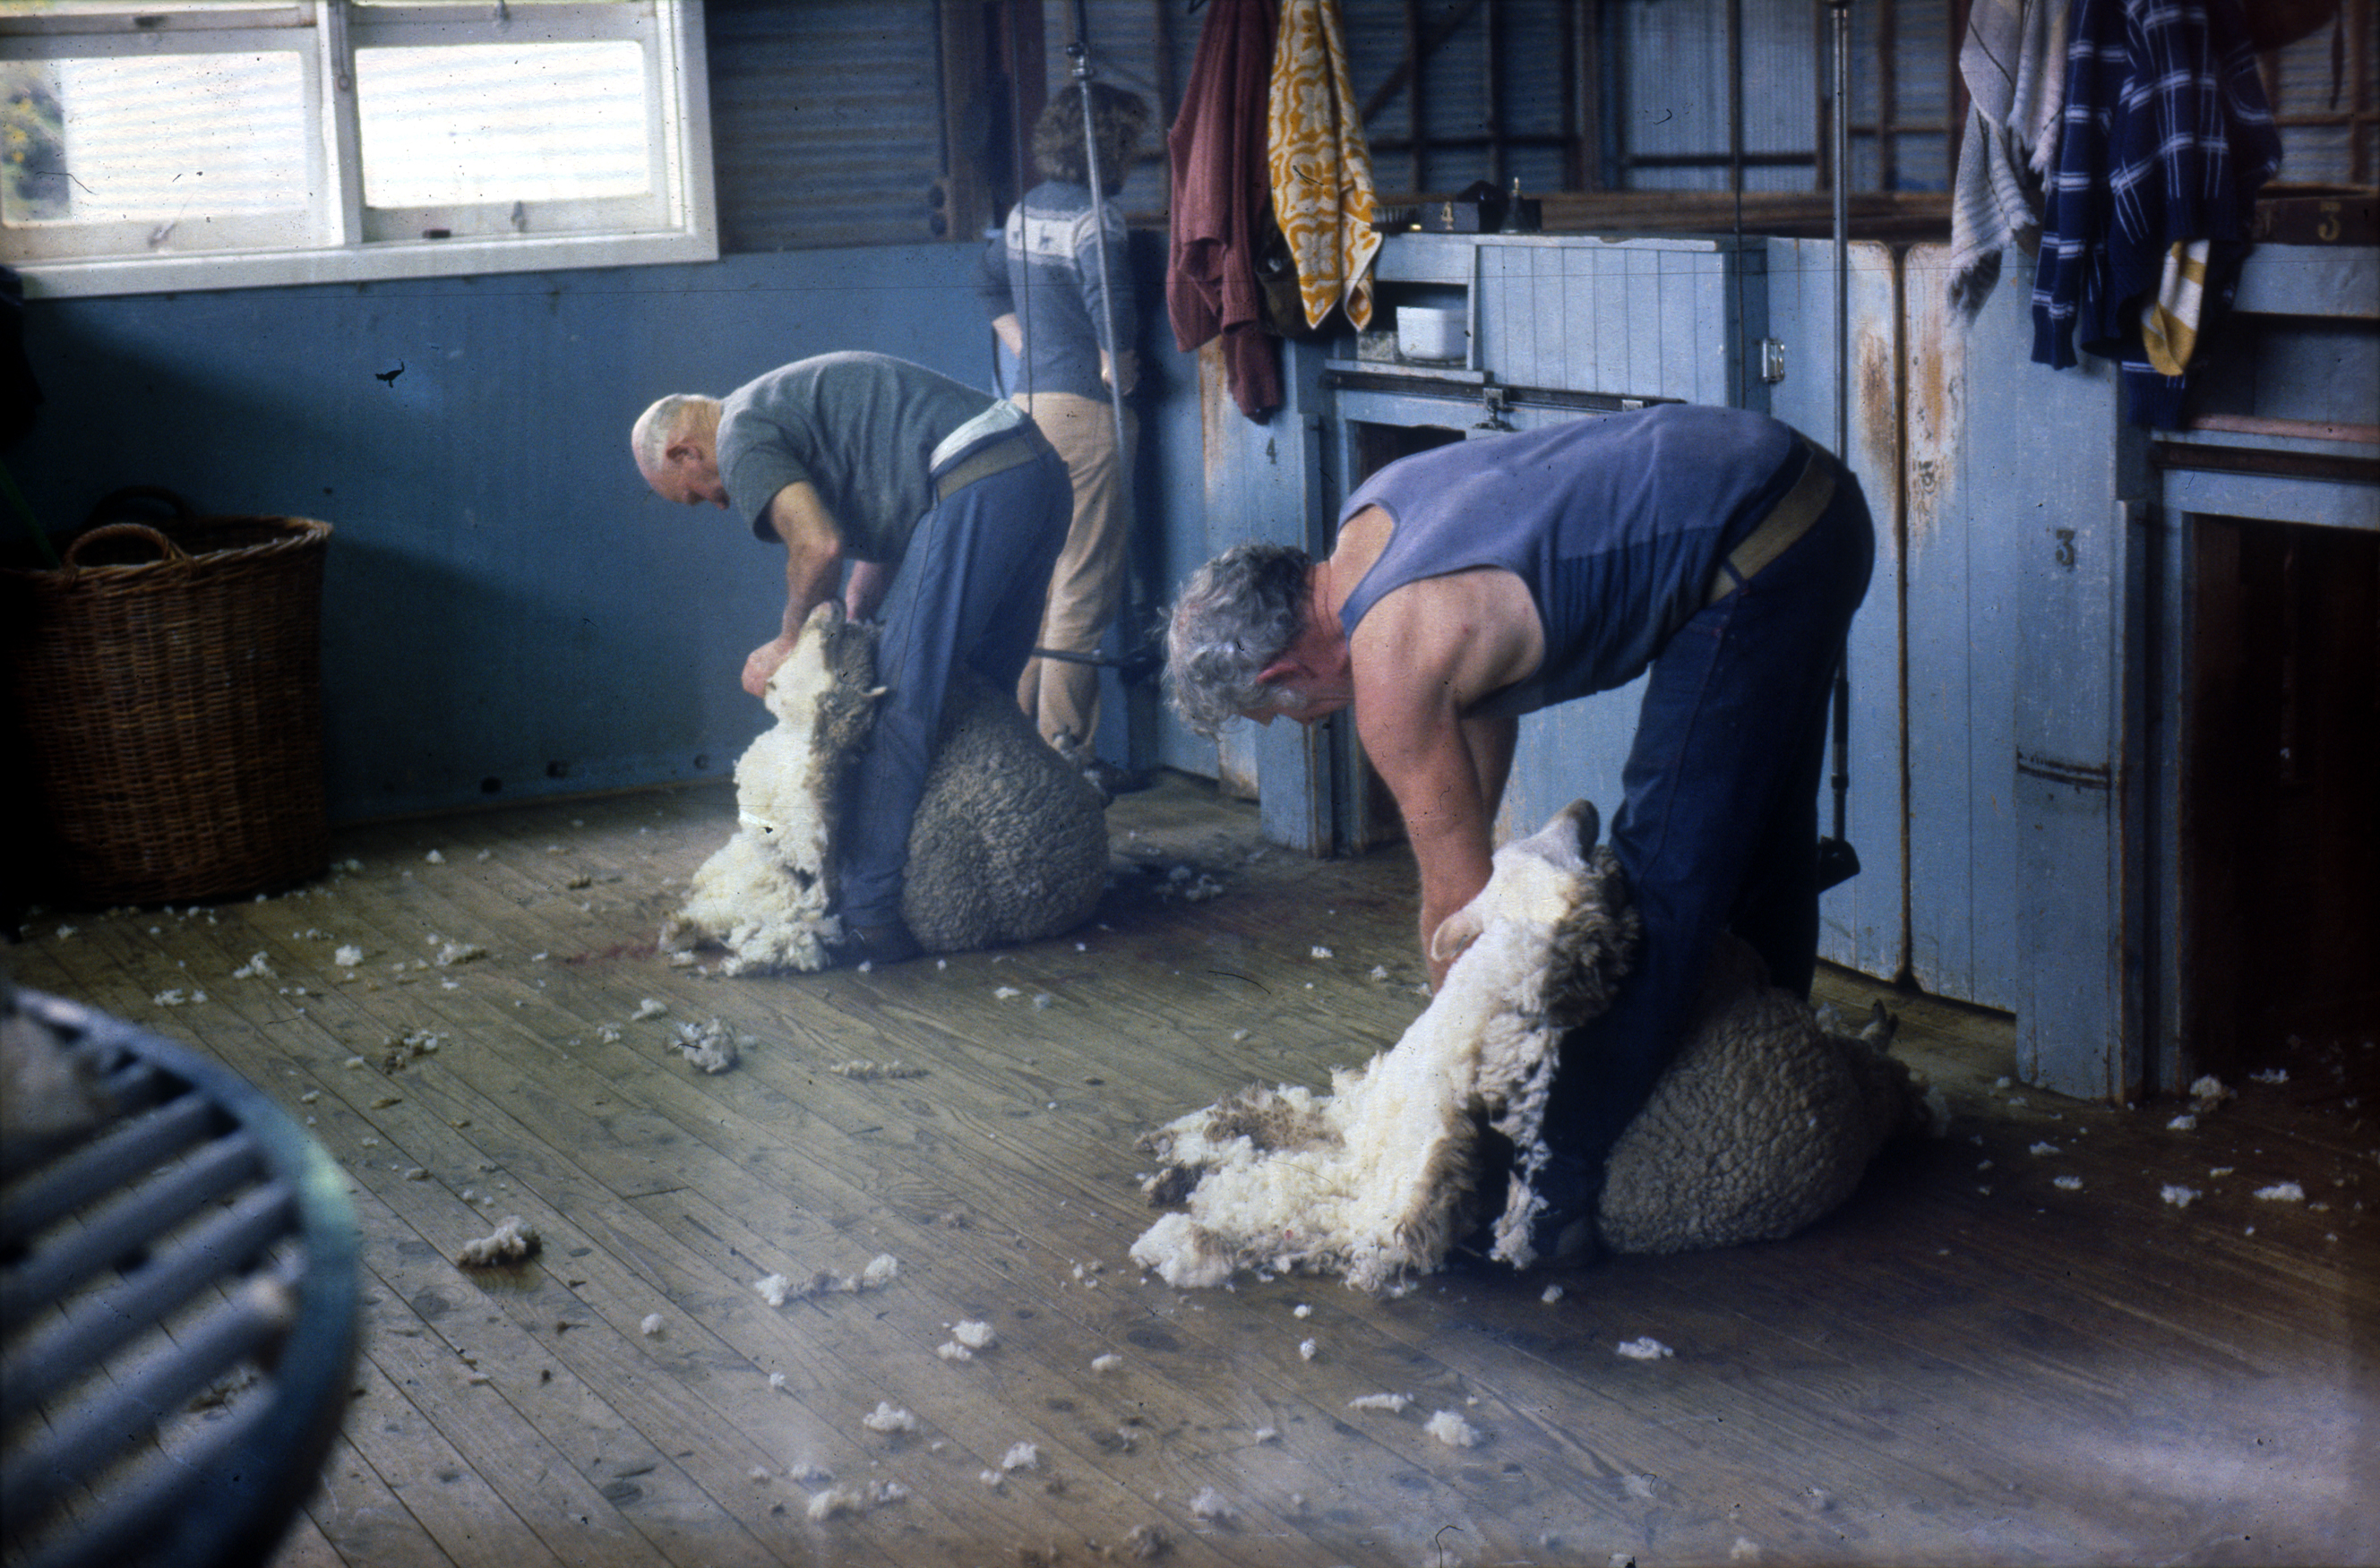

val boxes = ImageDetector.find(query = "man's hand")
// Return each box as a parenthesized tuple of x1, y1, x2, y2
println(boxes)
(743, 636, 795, 698)
(746, 481, 846, 698)
(1343, 561, 1539, 986)
(1100, 348, 1139, 398)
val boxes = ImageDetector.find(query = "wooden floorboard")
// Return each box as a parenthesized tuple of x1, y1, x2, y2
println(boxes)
(6, 772, 2373, 1568)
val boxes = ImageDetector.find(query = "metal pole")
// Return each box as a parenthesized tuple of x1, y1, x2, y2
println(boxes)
(1830, 0, 1851, 464)
(1726, 0, 1743, 196)
(1067, 2, 1131, 476)
(1821, 0, 1857, 886)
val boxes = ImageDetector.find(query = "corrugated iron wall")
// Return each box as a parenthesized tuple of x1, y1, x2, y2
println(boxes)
(702, 1, 2369, 253)
(1030, 0, 1188, 217)
(1847, 0, 1952, 193)
(1609, 0, 1946, 195)
(709, 0, 949, 252)
(2264, 4, 2380, 187)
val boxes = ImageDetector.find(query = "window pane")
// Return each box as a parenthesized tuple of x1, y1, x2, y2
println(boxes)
(356, 40, 649, 208)
(2, 52, 305, 226)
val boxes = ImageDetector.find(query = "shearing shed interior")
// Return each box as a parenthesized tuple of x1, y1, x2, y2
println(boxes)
(1, 2, 2375, 1566)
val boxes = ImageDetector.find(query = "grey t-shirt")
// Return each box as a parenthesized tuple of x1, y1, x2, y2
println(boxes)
(718, 352, 992, 562)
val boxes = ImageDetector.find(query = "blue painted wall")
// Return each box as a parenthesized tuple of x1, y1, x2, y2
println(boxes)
(12, 246, 1061, 823)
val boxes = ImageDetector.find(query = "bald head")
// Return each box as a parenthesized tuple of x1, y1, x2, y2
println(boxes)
(632, 393, 728, 508)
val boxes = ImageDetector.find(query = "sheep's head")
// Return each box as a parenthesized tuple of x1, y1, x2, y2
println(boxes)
(1429, 800, 1639, 1030)
(765, 600, 886, 755)
(1544, 835, 1639, 1029)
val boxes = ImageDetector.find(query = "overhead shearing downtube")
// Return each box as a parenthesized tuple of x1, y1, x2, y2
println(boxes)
(1818, 0, 1859, 892)
(1070, 0, 1130, 476)
(1027, 0, 1145, 690)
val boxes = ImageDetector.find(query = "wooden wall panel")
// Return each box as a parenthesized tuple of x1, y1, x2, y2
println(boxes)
(1190, 339, 1336, 852)
(1765, 237, 1908, 990)
(1474, 236, 1752, 404)
(1972, 253, 2146, 1101)
(1901, 243, 2021, 1012)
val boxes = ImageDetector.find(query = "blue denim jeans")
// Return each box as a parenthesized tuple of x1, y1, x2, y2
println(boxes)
(837, 432, 1070, 928)
(1541, 450, 1877, 1181)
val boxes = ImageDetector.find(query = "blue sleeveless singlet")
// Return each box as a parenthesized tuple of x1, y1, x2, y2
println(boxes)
(1336, 403, 1802, 717)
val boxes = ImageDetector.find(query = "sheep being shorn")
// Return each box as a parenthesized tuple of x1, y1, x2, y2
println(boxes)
(663, 602, 881, 973)
(1130, 800, 1932, 1291)
(664, 602, 1108, 972)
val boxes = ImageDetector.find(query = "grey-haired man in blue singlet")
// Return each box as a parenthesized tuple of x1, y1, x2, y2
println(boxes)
(1164, 402, 1874, 1260)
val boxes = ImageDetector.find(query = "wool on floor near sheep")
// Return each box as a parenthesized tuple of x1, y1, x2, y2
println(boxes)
(805, 1481, 909, 1521)
(1131, 799, 1937, 1292)
(672, 1016, 744, 1075)
(455, 1215, 539, 1267)
(662, 601, 1108, 972)
(1424, 1409, 1483, 1447)
(753, 1254, 898, 1307)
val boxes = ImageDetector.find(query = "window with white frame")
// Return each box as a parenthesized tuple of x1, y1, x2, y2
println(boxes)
(0, 0, 714, 296)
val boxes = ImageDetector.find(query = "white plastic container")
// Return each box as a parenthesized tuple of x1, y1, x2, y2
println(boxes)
(1396, 306, 1466, 362)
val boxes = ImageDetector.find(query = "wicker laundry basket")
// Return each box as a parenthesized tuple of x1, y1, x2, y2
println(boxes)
(3, 496, 331, 904)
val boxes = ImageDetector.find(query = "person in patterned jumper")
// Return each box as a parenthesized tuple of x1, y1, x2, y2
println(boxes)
(979, 84, 1151, 790)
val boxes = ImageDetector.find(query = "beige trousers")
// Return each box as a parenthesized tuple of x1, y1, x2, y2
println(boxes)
(1014, 390, 1137, 752)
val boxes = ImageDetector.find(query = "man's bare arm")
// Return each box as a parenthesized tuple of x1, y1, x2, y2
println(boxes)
(1463, 712, 1518, 822)
(1348, 570, 1542, 985)
(1360, 689, 1498, 990)
(743, 482, 846, 697)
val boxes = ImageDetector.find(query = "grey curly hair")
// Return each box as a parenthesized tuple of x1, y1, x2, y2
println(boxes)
(1164, 543, 1313, 737)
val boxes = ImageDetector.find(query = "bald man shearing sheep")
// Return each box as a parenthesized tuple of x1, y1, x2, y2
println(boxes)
(634, 350, 1070, 966)
(1164, 403, 1874, 1260)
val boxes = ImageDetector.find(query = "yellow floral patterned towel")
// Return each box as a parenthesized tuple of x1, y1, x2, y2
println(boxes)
(1267, 0, 1380, 330)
